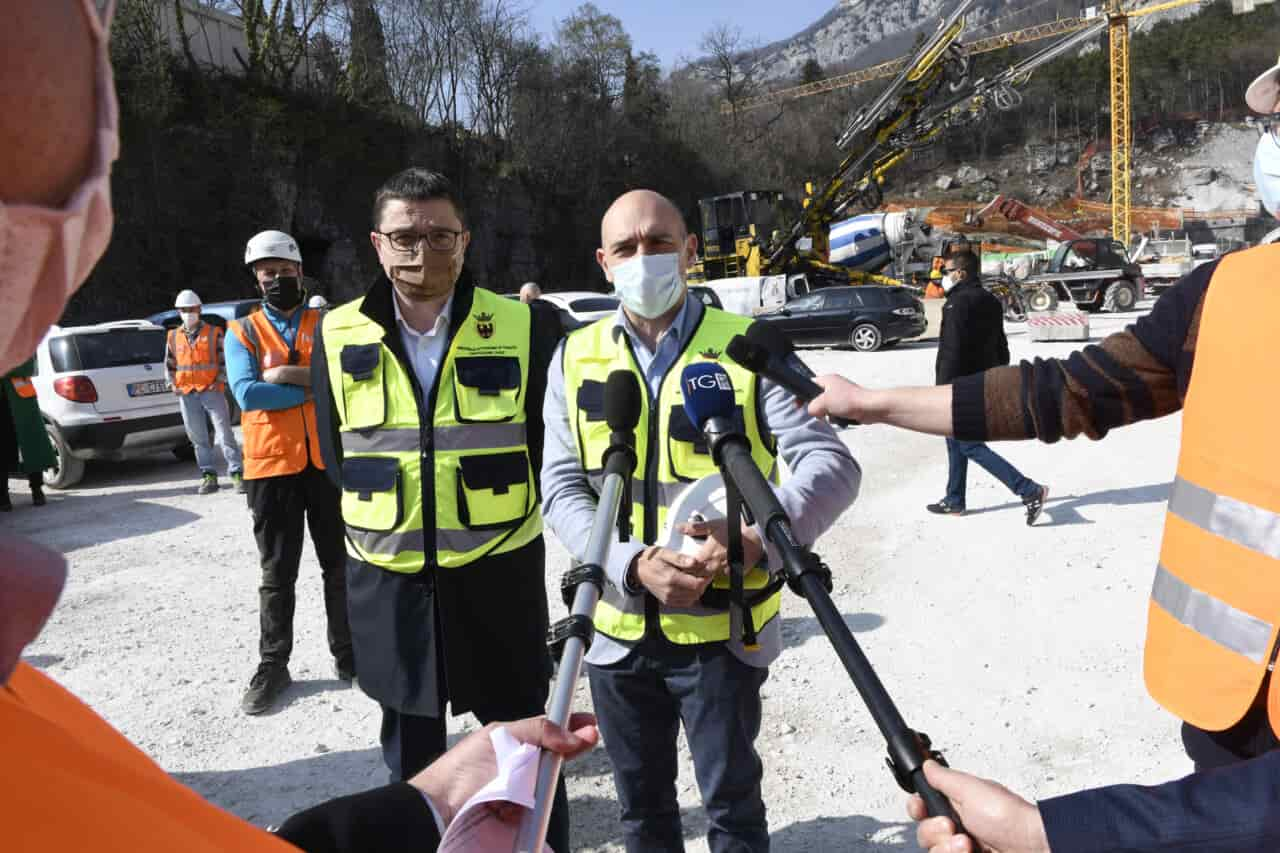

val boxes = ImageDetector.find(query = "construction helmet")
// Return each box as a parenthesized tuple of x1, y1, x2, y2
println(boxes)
(244, 230, 302, 266)
(174, 289, 202, 309)
(307, 294, 330, 308)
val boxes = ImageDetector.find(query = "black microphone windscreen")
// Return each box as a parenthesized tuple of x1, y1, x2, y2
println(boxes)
(744, 320, 794, 357)
(726, 335, 769, 372)
(604, 370, 643, 431)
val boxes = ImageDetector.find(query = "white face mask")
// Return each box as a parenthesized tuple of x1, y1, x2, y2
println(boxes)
(941, 273, 957, 293)
(1254, 133, 1280, 217)
(610, 252, 684, 319)
(180, 311, 200, 330)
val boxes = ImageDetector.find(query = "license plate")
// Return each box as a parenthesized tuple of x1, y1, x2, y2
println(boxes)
(127, 380, 170, 397)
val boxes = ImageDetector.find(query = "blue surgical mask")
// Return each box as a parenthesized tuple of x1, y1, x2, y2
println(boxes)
(1254, 133, 1280, 216)
(610, 252, 684, 319)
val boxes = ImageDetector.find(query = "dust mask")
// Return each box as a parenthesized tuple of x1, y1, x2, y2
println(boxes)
(1254, 133, 1280, 217)
(385, 246, 459, 303)
(264, 275, 304, 311)
(180, 311, 200, 330)
(610, 252, 684, 319)
(941, 273, 957, 293)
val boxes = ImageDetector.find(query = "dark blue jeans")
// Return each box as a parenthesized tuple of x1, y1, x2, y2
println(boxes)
(945, 438, 1039, 508)
(588, 637, 770, 853)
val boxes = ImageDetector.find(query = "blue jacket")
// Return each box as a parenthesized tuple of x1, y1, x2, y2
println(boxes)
(1040, 749, 1280, 851)
(225, 303, 307, 412)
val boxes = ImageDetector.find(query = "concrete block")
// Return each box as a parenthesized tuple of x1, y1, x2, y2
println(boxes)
(1027, 309, 1089, 342)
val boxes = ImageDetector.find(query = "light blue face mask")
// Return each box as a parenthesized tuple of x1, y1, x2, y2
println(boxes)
(1254, 132, 1280, 217)
(610, 252, 684, 319)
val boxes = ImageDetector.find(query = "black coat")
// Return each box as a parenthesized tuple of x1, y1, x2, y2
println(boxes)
(311, 273, 564, 717)
(936, 279, 1009, 385)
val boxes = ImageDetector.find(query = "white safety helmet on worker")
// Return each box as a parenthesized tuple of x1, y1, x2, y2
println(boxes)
(307, 294, 330, 309)
(174, 289, 202, 309)
(244, 230, 303, 266)
(1248, 58, 1280, 216)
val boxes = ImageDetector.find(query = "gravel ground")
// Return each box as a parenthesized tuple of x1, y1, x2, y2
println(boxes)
(17, 301, 1189, 851)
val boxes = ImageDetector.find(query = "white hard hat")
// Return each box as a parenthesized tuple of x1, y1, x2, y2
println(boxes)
(307, 294, 330, 308)
(174, 289, 202, 309)
(244, 230, 302, 266)
(1248, 56, 1280, 114)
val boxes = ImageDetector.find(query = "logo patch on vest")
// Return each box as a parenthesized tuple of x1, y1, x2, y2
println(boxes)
(699, 348, 721, 360)
(476, 312, 495, 339)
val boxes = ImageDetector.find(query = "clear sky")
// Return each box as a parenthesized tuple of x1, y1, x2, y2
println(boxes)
(529, 0, 841, 71)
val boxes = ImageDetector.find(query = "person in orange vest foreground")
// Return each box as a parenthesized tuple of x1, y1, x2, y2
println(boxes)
(1, 5, 598, 851)
(806, 57, 1280, 853)
(166, 288, 244, 495)
(0, 356, 54, 509)
(226, 230, 355, 715)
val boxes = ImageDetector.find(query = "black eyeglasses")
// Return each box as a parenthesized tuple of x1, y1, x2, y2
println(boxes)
(378, 228, 464, 254)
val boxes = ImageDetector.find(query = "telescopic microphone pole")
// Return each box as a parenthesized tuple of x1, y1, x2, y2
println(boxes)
(516, 370, 641, 853)
(678, 362, 965, 833)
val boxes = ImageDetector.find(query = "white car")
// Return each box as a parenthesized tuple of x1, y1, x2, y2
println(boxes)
(536, 291, 619, 331)
(33, 320, 190, 488)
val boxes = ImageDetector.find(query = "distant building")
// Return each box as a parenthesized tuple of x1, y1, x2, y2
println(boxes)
(157, 1, 314, 82)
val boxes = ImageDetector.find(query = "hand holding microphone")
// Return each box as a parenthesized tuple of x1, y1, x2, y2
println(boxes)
(725, 323, 859, 428)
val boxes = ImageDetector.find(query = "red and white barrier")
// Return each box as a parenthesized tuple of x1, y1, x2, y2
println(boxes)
(1027, 310, 1089, 342)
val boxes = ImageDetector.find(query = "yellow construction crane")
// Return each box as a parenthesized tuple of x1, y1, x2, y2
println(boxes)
(726, 0, 1208, 240)
(1106, 0, 1208, 239)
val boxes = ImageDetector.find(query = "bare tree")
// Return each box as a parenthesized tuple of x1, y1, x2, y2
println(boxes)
(207, 0, 337, 87)
(463, 0, 534, 138)
(555, 2, 631, 104)
(698, 22, 761, 121)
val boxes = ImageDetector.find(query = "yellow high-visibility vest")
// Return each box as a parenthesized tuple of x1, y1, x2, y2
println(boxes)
(562, 305, 780, 645)
(322, 288, 541, 572)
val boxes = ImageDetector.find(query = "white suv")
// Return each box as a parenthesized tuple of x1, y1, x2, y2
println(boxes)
(33, 320, 190, 488)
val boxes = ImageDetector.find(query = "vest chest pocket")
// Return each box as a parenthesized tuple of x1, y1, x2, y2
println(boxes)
(453, 357, 522, 423)
(456, 451, 532, 529)
(341, 456, 403, 532)
(339, 344, 386, 429)
(574, 379, 614, 473)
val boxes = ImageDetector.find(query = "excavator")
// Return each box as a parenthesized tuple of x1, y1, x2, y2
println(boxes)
(688, 0, 1112, 306)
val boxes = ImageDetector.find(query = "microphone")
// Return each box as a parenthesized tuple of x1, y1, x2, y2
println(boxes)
(680, 362, 788, 533)
(726, 324, 857, 428)
(602, 371, 642, 541)
(518, 369, 640, 851)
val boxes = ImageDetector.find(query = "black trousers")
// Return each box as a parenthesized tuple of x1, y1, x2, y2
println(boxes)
(379, 704, 571, 852)
(245, 464, 352, 668)
(588, 637, 770, 853)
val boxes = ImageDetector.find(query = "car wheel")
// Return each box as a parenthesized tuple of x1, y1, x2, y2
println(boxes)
(1026, 285, 1058, 313)
(850, 323, 883, 352)
(173, 442, 196, 462)
(43, 424, 86, 489)
(1103, 280, 1138, 313)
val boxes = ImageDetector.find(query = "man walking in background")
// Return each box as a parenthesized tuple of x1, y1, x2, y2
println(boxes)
(166, 289, 243, 495)
(227, 230, 353, 715)
(929, 251, 1048, 524)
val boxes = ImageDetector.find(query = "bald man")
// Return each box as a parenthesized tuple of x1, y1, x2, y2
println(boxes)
(519, 281, 542, 304)
(541, 189, 861, 851)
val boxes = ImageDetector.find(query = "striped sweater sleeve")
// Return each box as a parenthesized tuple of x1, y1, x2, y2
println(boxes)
(951, 260, 1214, 443)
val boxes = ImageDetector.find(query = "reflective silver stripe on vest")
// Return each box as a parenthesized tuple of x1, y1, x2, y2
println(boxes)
(347, 527, 426, 555)
(1169, 476, 1280, 560)
(340, 424, 527, 456)
(586, 474, 687, 507)
(1151, 563, 1274, 664)
(177, 361, 219, 372)
(437, 526, 514, 554)
(342, 429, 420, 454)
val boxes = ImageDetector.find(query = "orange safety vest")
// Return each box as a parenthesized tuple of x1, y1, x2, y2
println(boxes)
(228, 309, 324, 481)
(1143, 244, 1280, 736)
(169, 324, 225, 394)
(1, 663, 296, 851)
(9, 376, 36, 399)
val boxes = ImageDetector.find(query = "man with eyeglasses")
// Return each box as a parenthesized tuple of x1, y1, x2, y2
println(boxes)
(310, 168, 573, 850)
